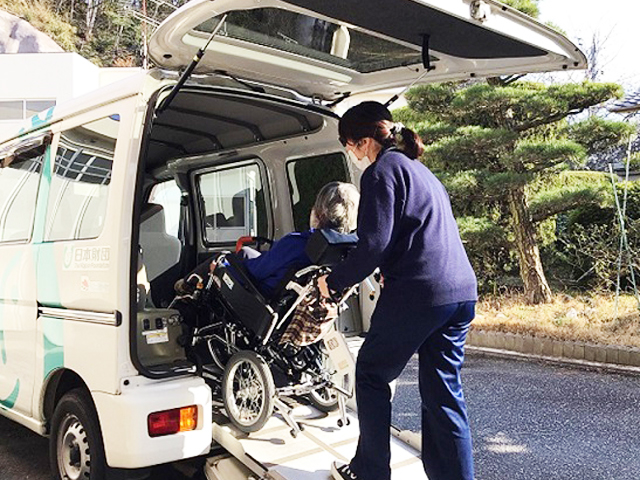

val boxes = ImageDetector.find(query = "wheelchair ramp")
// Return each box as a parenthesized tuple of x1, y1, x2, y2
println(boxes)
(205, 404, 428, 480)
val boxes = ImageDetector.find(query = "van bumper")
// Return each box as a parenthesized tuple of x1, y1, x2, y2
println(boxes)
(92, 376, 212, 469)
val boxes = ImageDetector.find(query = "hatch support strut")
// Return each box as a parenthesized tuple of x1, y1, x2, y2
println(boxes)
(156, 14, 228, 114)
(383, 34, 436, 108)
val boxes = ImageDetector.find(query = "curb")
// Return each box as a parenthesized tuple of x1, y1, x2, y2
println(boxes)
(467, 330, 640, 374)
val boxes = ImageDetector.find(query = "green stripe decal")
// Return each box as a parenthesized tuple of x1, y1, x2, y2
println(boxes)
(32, 140, 52, 243)
(0, 254, 22, 365)
(0, 379, 20, 409)
(31, 138, 64, 377)
(0, 254, 22, 409)
(18, 106, 55, 137)
(43, 317, 64, 379)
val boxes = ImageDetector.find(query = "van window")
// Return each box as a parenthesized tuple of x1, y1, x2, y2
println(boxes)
(148, 180, 181, 239)
(45, 115, 119, 241)
(199, 163, 268, 244)
(0, 143, 45, 242)
(286, 153, 348, 231)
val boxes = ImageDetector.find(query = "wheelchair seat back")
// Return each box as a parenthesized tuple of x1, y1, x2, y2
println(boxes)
(305, 229, 358, 266)
(211, 254, 275, 340)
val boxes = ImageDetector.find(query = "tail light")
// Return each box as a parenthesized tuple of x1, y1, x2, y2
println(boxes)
(148, 405, 198, 437)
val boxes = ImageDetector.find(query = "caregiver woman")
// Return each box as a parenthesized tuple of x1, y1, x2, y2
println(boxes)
(319, 101, 477, 480)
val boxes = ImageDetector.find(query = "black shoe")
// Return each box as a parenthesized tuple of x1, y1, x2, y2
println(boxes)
(331, 461, 359, 480)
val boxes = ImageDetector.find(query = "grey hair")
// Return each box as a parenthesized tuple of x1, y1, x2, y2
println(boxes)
(312, 181, 359, 233)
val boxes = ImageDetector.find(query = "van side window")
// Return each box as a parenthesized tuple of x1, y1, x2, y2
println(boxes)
(199, 163, 268, 244)
(45, 115, 120, 241)
(0, 143, 45, 242)
(286, 153, 348, 231)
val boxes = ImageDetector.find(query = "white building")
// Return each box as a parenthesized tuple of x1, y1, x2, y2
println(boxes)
(0, 52, 139, 140)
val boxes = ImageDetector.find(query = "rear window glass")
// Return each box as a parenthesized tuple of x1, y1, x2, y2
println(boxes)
(199, 163, 269, 245)
(194, 8, 423, 74)
(286, 153, 349, 231)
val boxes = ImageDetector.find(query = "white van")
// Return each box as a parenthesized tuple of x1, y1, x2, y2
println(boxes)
(0, 1, 585, 479)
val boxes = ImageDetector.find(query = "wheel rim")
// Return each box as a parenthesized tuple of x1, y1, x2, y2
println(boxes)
(226, 359, 267, 427)
(311, 386, 338, 406)
(57, 414, 91, 480)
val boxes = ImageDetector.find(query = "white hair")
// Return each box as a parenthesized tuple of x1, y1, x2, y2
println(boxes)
(311, 182, 359, 233)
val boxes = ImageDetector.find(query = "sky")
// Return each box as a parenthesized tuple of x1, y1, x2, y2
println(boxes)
(538, 0, 640, 91)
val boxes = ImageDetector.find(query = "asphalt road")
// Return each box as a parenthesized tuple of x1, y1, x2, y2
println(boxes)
(392, 353, 640, 480)
(3, 353, 640, 480)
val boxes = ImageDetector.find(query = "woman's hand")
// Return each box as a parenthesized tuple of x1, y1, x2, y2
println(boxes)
(317, 275, 331, 298)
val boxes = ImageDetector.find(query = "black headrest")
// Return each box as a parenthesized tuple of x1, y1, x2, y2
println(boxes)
(305, 229, 358, 265)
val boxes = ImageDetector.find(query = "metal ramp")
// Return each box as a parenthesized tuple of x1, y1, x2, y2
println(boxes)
(205, 404, 428, 480)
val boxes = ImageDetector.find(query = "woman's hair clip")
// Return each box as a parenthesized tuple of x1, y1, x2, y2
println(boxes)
(390, 122, 405, 135)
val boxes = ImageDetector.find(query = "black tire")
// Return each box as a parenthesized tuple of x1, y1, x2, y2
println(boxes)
(222, 350, 275, 433)
(306, 346, 340, 412)
(307, 385, 339, 412)
(50, 388, 107, 480)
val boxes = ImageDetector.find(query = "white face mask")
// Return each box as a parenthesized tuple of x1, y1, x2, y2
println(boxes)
(348, 150, 371, 172)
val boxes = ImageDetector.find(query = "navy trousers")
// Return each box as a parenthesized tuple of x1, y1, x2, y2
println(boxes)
(349, 297, 475, 480)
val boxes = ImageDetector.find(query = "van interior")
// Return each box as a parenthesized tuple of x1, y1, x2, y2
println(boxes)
(133, 83, 355, 378)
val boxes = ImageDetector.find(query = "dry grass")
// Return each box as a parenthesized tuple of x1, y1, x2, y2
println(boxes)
(474, 292, 640, 348)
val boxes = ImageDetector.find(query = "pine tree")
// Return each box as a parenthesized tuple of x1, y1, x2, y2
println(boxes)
(401, 80, 633, 303)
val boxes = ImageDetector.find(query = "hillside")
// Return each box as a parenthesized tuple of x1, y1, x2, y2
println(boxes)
(0, 0, 183, 66)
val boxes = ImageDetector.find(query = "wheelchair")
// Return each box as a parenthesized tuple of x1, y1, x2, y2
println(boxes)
(173, 229, 358, 436)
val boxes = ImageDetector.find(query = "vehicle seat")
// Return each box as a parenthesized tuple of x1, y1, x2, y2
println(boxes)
(139, 203, 181, 282)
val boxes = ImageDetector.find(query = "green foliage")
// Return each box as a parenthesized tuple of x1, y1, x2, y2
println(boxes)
(628, 152, 640, 171)
(529, 185, 606, 222)
(499, 0, 540, 18)
(424, 126, 518, 170)
(404, 78, 628, 296)
(0, 0, 188, 66)
(456, 216, 516, 291)
(509, 138, 585, 171)
(563, 116, 636, 154)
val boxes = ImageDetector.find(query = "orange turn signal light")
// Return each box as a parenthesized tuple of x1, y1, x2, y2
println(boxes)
(148, 405, 198, 437)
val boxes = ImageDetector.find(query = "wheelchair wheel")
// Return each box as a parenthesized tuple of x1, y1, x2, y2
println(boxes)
(308, 385, 339, 412)
(306, 346, 340, 412)
(222, 350, 275, 433)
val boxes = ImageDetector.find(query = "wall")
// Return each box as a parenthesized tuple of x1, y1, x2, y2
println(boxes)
(0, 53, 140, 141)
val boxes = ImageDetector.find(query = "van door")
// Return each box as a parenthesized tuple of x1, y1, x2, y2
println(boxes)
(0, 135, 49, 416)
(149, 0, 587, 101)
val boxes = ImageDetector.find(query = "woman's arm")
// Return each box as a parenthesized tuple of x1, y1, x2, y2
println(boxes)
(326, 177, 397, 292)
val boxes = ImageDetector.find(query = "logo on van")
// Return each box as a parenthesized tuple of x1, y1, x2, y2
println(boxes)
(63, 246, 110, 271)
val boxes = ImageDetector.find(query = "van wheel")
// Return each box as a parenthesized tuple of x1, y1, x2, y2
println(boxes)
(50, 389, 106, 480)
(222, 351, 275, 433)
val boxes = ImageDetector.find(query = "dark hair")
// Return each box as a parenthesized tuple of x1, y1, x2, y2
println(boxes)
(338, 101, 424, 159)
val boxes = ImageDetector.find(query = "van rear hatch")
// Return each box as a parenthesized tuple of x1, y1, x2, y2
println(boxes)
(149, 0, 586, 101)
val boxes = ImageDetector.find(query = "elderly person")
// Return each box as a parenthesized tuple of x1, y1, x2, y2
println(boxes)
(177, 181, 359, 299)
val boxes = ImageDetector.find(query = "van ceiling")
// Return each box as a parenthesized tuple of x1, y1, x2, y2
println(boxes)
(146, 89, 326, 171)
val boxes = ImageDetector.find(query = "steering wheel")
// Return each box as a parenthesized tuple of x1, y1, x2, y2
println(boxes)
(235, 236, 274, 253)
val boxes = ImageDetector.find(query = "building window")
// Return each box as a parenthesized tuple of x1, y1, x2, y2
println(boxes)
(0, 99, 56, 121)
